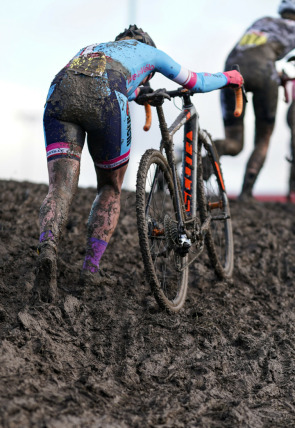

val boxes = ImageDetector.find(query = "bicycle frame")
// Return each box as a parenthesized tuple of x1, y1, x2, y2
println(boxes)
(156, 94, 198, 224)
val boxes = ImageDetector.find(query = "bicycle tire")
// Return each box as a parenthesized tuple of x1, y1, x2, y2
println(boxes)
(136, 149, 189, 312)
(197, 134, 234, 278)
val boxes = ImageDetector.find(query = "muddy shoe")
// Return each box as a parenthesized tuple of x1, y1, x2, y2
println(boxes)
(238, 192, 256, 203)
(31, 242, 57, 303)
(79, 269, 117, 288)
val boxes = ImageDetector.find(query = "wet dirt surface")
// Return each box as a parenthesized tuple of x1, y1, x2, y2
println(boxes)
(1, 179, 295, 427)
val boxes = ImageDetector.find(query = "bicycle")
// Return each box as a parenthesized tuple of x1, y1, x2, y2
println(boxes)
(135, 74, 244, 313)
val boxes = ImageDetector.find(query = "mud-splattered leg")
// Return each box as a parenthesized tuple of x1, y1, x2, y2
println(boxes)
(239, 122, 274, 200)
(204, 124, 244, 181)
(214, 123, 244, 157)
(33, 148, 82, 303)
(80, 164, 128, 287)
(239, 75, 278, 200)
(214, 84, 245, 158)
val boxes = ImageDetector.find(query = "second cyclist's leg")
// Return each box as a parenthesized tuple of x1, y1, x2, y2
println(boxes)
(214, 85, 245, 157)
(239, 122, 274, 200)
(240, 81, 278, 200)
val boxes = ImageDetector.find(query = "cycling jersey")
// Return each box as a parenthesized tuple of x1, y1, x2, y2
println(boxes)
(230, 16, 295, 60)
(66, 40, 228, 100)
(44, 40, 229, 170)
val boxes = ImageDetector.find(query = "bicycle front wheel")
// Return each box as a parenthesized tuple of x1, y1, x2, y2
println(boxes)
(136, 149, 189, 312)
(197, 134, 234, 278)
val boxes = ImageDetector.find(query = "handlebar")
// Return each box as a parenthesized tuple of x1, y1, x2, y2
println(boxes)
(233, 88, 243, 118)
(231, 64, 247, 118)
(141, 66, 247, 131)
(141, 88, 190, 131)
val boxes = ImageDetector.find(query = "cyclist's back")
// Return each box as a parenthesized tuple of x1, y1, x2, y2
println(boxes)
(228, 16, 295, 63)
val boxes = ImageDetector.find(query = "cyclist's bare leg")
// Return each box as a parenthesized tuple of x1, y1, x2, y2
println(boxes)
(40, 157, 81, 241)
(240, 121, 274, 199)
(33, 147, 82, 302)
(80, 163, 128, 287)
(88, 164, 127, 243)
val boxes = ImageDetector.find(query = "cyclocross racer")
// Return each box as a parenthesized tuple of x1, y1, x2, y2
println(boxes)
(215, 0, 295, 200)
(33, 25, 243, 303)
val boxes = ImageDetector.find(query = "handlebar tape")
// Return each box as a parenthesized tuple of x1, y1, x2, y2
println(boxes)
(234, 88, 243, 118)
(231, 64, 244, 118)
(143, 103, 152, 131)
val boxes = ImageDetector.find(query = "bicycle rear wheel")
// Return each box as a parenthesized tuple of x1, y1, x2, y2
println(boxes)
(136, 149, 189, 312)
(197, 133, 234, 278)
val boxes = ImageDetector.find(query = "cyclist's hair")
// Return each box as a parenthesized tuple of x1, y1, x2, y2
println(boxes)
(278, 0, 295, 15)
(115, 24, 156, 48)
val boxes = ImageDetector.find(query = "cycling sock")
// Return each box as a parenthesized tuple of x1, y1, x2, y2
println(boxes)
(39, 230, 55, 243)
(82, 238, 108, 273)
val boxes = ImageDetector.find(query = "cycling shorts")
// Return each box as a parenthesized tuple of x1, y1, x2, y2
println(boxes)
(43, 69, 131, 170)
(221, 48, 279, 127)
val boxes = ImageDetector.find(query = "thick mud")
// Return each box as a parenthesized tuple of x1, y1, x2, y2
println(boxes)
(1, 179, 295, 427)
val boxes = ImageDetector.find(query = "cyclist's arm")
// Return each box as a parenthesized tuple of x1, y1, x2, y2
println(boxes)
(153, 49, 232, 93)
(127, 45, 242, 101)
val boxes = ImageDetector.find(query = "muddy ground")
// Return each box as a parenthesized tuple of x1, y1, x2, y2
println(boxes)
(1, 179, 295, 427)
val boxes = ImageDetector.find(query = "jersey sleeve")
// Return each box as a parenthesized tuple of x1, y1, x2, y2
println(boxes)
(153, 49, 228, 92)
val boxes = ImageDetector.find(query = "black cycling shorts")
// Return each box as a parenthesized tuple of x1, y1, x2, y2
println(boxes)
(43, 68, 131, 170)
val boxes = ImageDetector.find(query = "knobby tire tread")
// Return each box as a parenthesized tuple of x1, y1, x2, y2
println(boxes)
(136, 149, 188, 312)
(197, 136, 234, 279)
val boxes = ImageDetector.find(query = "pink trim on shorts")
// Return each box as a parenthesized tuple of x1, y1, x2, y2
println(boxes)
(46, 142, 71, 152)
(95, 149, 130, 170)
(46, 142, 81, 161)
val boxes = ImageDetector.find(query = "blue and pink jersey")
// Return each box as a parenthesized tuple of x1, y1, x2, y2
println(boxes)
(67, 40, 228, 100)
(44, 40, 229, 170)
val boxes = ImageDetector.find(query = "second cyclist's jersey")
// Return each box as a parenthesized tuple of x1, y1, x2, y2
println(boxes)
(63, 40, 228, 101)
(229, 16, 295, 61)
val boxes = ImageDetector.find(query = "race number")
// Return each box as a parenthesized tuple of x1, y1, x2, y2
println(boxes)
(238, 31, 268, 48)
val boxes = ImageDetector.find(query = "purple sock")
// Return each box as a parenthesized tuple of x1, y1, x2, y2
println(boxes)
(83, 238, 108, 273)
(39, 230, 55, 243)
